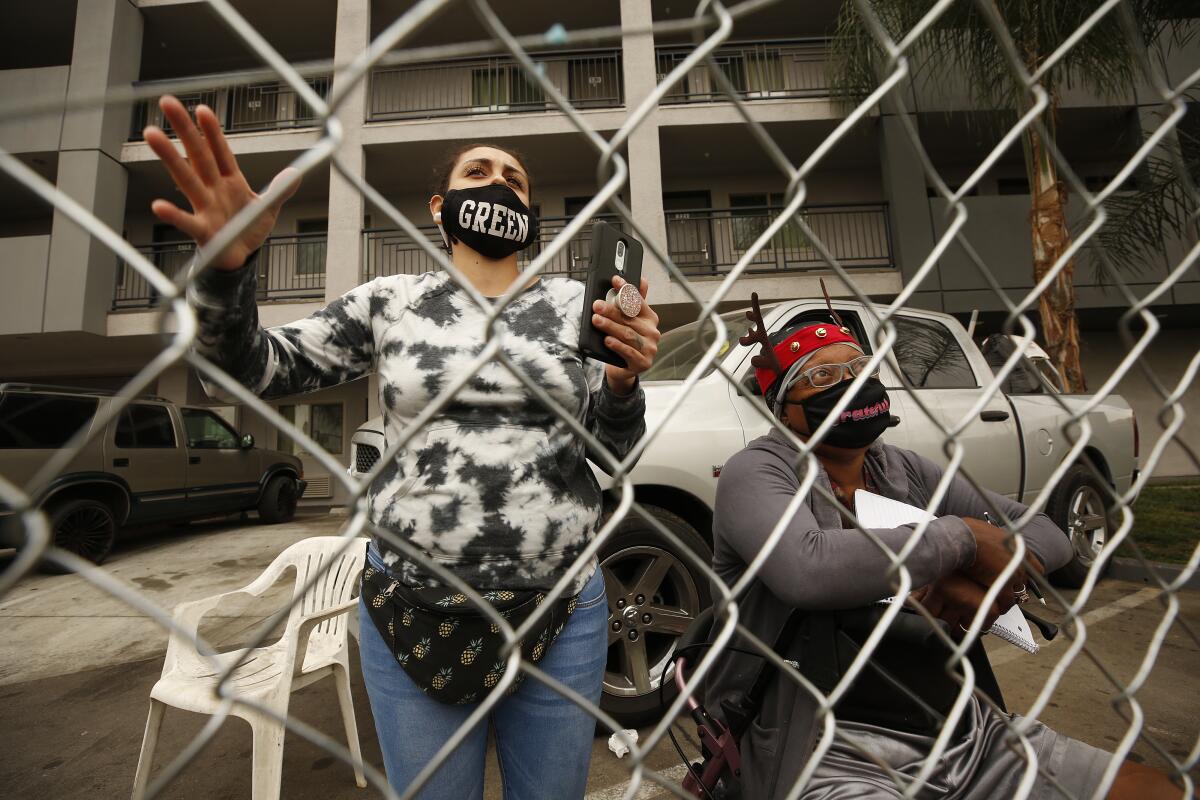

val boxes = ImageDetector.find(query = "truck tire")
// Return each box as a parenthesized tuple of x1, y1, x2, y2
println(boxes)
(1047, 464, 1113, 589)
(598, 504, 713, 728)
(257, 475, 299, 524)
(44, 498, 117, 572)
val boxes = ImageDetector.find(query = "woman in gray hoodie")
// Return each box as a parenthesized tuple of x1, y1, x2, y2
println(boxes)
(705, 296, 1178, 799)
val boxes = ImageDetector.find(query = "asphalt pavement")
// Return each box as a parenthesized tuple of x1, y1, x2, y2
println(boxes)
(1, 512, 1196, 799)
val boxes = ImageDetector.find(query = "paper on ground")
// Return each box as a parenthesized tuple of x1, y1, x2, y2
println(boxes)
(854, 490, 1038, 654)
(607, 729, 638, 758)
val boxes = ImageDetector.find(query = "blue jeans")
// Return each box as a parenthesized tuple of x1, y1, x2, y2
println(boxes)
(358, 545, 608, 800)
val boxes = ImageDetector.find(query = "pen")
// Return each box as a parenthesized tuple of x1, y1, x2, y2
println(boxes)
(983, 511, 1047, 605)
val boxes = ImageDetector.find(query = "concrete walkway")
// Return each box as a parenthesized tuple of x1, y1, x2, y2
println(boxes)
(1, 513, 1196, 798)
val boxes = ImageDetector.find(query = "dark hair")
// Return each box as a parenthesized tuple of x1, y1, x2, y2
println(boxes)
(433, 142, 533, 198)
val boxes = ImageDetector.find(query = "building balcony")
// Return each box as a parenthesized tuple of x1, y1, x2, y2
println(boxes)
(362, 215, 623, 283)
(367, 49, 623, 122)
(361, 204, 892, 283)
(665, 204, 893, 276)
(112, 233, 327, 310)
(655, 39, 832, 105)
(127, 76, 332, 141)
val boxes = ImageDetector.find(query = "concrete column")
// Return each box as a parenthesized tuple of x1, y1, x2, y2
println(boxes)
(325, 0, 370, 301)
(620, 0, 669, 289)
(156, 364, 191, 406)
(878, 113, 940, 309)
(43, 0, 142, 335)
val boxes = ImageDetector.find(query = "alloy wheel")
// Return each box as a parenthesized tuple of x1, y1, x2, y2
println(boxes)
(54, 505, 114, 562)
(1067, 484, 1108, 566)
(601, 544, 702, 698)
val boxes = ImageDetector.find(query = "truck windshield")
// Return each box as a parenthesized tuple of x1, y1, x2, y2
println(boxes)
(641, 310, 752, 382)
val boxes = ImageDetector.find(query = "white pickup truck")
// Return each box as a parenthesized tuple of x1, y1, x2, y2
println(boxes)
(350, 299, 1138, 725)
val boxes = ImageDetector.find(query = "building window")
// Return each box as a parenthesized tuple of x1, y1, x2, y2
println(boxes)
(278, 403, 343, 455)
(729, 193, 808, 253)
(471, 66, 544, 110)
(568, 56, 621, 107)
(296, 218, 327, 276)
(891, 316, 978, 389)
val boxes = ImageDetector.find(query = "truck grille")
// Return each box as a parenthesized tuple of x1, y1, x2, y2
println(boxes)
(355, 443, 380, 474)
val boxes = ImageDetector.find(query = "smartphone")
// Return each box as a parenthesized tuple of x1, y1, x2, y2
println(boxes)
(578, 220, 644, 368)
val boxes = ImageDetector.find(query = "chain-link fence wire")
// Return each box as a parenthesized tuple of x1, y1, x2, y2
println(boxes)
(1, 0, 1198, 797)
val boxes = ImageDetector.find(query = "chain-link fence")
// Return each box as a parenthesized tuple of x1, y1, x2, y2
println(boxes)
(1, 0, 1198, 798)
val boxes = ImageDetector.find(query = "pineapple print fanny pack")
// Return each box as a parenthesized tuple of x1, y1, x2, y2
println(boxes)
(361, 563, 577, 705)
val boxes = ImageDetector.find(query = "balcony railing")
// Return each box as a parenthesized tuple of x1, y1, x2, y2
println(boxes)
(368, 49, 622, 121)
(129, 76, 332, 140)
(656, 39, 831, 104)
(363, 205, 889, 282)
(112, 233, 327, 309)
(362, 216, 624, 282)
(665, 204, 892, 276)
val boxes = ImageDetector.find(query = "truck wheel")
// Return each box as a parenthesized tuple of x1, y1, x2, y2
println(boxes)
(44, 498, 117, 572)
(258, 475, 299, 524)
(1048, 464, 1113, 589)
(598, 504, 712, 728)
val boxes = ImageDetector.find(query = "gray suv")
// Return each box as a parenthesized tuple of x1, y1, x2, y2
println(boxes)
(0, 384, 306, 568)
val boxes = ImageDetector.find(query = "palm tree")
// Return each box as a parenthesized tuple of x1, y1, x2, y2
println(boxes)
(829, 0, 1197, 391)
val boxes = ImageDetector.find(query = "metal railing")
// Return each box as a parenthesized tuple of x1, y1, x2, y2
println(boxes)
(129, 76, 332, 140)
(656, 38, 832, 104)
(113, 233, 327, 309)
(362, 215, 623, 282)
(368, 49, 622, 121)
(665, 203, 892, 275)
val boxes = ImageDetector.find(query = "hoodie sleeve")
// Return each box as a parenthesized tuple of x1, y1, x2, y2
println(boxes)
(582, 360, 647, 473)
(187, 256, 378, 400)
(713, 444, 977, 609)
(902, 449, 1074, 574)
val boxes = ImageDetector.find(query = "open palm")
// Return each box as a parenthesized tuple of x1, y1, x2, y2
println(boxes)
(144, 95, 298, 271)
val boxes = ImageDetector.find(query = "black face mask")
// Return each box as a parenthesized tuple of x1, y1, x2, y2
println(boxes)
(438, 184, 539, 259)
(792, 377, 894, 449)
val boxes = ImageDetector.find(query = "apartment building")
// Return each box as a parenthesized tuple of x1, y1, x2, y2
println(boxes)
(1, 0, 1197, 504)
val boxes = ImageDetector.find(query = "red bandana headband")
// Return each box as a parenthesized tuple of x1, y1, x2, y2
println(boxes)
(739, 286, 862, 396)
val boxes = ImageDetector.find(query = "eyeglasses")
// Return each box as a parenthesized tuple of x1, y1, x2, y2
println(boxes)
(787, 355, 877, 391)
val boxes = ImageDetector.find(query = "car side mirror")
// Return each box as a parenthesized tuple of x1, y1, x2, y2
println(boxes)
(240, 433, 255, 449)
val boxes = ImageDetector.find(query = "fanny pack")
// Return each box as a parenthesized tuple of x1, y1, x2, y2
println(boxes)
(360, 555, 577, 705)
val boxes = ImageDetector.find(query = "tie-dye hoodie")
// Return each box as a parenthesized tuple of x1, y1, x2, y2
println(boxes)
(188, 262, 646, 592)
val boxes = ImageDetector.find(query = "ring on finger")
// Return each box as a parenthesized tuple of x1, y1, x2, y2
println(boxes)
(958, 623, 971, 633)
(1012, 584, 1031, 604)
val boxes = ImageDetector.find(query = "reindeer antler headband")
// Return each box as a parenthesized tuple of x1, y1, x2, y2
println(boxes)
(740, 288, 862, 398)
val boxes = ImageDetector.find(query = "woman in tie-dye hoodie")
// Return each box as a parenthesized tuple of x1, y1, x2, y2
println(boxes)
(144, 95, 659, 799)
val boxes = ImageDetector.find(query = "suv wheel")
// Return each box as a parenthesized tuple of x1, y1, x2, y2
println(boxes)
(598, 504, 712, 728)
(1048, 464, 1113, 589)
(258, 475, 299, 524)
(46, 499, 117, 571)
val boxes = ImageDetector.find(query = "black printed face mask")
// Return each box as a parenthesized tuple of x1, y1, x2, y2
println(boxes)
(438, 184, 539, 259)
(791, 377, 894, 449)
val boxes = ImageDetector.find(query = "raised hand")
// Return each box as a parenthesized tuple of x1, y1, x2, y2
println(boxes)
(143, 95, 299, 271)
(591, 275, 661, 396)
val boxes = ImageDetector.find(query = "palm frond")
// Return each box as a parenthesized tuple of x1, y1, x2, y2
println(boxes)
(1087, 149, 1200, 282)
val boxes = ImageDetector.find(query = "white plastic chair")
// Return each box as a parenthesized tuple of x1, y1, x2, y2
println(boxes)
(132, 536, 369, 799)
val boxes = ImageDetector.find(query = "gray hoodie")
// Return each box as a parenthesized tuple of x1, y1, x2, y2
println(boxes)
(705, 428, 1072, 798)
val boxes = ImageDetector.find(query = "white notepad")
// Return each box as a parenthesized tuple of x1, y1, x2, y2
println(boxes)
(854, 490, 1038, 654)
